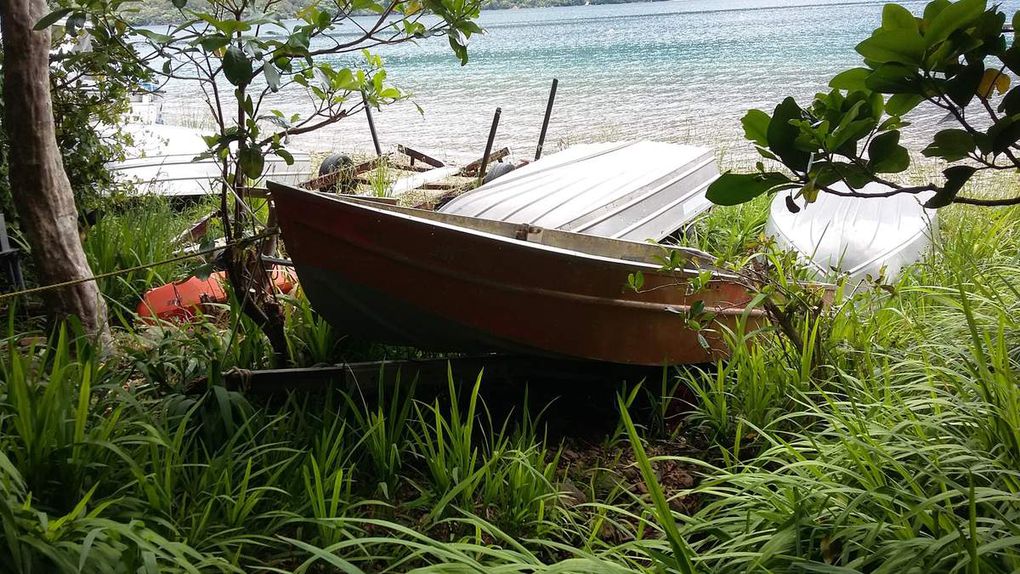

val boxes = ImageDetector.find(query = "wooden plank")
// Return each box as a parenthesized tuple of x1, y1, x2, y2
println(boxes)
(389, 166, 461, 197)
(0, 213, 13, 253)
(397, 144, 445, 168)
(410, 187, 462, 210)
(241, 187, 270, 199)
(458, 147, 510, 177)
(194, 355, 661, 395)
(299, 156, 387, 191)
(172, 210, 218, 245)
(420, 182, 460, 190)
(394, 163, 434, 173)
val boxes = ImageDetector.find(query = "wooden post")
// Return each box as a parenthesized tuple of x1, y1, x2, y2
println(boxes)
(477, 107, 502, 188)
(535, 78, 558, 160)
(363, 91, 382, 156)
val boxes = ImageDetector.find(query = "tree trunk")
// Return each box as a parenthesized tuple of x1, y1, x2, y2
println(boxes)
(1, 0, 111, 344)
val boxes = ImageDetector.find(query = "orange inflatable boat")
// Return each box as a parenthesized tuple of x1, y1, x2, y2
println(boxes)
(137, 268, 296, 323)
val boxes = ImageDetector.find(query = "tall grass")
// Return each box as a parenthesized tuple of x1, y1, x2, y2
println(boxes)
(3, 194, 1020, 572)
(82, 197, 219, 319)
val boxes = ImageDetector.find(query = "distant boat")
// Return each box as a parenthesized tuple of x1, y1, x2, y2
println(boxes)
(108, 124, 312, 197)
(439, 141, 718, 242)
(269, 181, 764, 366)
(766, 182, 937, 282)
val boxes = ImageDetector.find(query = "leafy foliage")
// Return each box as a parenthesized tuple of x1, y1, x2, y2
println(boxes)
(0, 18, 145, 223)
(82, 0, 483, 198)
(708, 0, 1020, 209)
(4, 194, 1020, 572)
(41, 0, 482, 359)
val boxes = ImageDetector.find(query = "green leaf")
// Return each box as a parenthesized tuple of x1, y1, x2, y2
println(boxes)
(34, 8, 72, 30)
(196, 13, 251, 35)
(1000, 45, 1020, 75)
(829, 68, 871, 91)
(617, 396, 696, 574)
(945, 63, 984, 107)
(809, 162, 843, 188)
(135, 28, 174, 44)
(827, 97, 877, 153)
(196, 34, 231, 52)
(925, 165, 977, 208)
(706, 171, 795, 206)
(865, 63, 919, 93)
(741, 109, 770, 147)
(923, 0, 951, 21)
(276, 148, 295, 165)
(999, 86, 1020, 116)
(286, 32, 311, 53)
(238, 147, 265, 180)
(192, 263, 215, 281)
(925, 0, 986, 46)
(448, 34, 469, 66)
(988, 115, 1020, 154)
(856, 29, 926, 66)
(264, 64, 281, 92)
(223, 46, 253, 86)
(922, 129, 976, 161)
(831, 162, 874, 189)
(867, 130, 910, 173)
(886, 93, 924, 115)
(882, 4, 918, 31)
(767, 97, 811, 171)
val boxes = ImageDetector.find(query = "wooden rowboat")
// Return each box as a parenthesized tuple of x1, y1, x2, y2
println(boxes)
(269, 182, 763, 366)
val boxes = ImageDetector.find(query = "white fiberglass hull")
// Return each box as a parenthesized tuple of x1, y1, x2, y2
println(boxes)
(766, 182, 938, 282)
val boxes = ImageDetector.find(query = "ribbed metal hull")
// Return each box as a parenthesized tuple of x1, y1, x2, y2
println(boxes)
(440, 141, 718, 242)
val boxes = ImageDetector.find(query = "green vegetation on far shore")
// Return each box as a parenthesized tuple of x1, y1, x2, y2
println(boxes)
(121, 0, 661, 25)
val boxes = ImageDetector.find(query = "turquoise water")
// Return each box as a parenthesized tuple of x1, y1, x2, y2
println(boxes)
(160, 0, 1020, 163)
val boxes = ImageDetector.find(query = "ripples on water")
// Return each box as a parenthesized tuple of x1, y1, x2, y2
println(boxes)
(158, 0, 1020, 164)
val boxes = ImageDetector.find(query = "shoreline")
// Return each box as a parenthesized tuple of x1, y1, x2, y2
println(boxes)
(126, 0, 669, 26)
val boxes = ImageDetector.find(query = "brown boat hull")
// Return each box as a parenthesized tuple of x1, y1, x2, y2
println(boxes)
(270, 183, 763, 366)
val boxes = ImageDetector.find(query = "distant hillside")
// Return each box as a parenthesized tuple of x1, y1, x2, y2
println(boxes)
(121, 0, 656, 25)
(121, 0, 307, 25)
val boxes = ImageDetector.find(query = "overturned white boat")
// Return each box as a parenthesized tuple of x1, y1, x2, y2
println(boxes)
(109, 124, 312, 197)
(766, 182, 937, 282)
(439, 141, 718, 242)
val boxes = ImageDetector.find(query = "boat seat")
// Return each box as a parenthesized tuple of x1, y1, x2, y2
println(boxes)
(0, 213, 25, 292)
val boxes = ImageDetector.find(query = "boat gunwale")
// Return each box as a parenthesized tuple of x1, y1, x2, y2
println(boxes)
(271, 182, 738, 280)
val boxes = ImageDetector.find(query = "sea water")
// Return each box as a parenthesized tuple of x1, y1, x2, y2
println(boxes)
(157, 0, 1020, 163)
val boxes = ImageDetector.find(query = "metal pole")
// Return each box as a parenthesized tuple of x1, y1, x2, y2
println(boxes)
(535, 78, 558, 160)
(363, 91, 382, 156)
(477, 107, 501, 187)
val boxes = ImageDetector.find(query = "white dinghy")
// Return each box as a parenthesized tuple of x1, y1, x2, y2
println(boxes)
(439, 141, 718, 242)
(766, 182, 938, 282)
